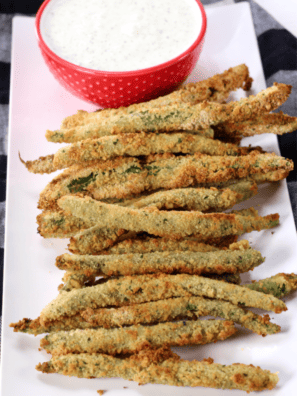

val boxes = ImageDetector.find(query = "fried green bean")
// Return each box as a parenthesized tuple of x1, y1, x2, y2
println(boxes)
(37, 210, 92, 238)
(67, 225, 128, 254)
(40, 319, 236, 356)
(9, 294, 280, 336)
(36, 347, 278, 392)
(216, 112, 297, 139)
(39, 151, 293, 210)
(10, 315, 92, 335)
(81, 296, 279, 336)
(37, 181, 258, 238)
(40, 273, 287, 323)
(68, 229, 238, 255)
(104, 236, 232, 255)
(58, 196, 279, 239)
(59, 271, 242, 292)
(252, 170, 291, 183)
(46, 83, 290, 143)
(131, 180, 258, 211)
(21, 133, 261, 174)
(60, 65, 252, 131)
(13, 272, 294, 336)
(55, 245, 264, 277)
(244, 273, 297, 298)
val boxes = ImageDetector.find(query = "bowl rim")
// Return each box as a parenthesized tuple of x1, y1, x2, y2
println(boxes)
(35, 0, 207, 77)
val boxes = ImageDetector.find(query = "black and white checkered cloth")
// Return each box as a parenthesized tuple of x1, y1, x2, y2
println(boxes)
(0, 0, 296, 341)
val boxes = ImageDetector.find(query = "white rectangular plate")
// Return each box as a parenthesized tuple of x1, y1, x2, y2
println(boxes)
(1, 3, 297, 395)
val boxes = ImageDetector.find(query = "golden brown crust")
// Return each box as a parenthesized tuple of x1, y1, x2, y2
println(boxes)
(37, 181, 257, 238)
(68, 231, 239, 256)
(9, 292, 280, 336)
(37, 210, 91, 238)
(36, 347, 278, 392)
(216, 112, 297, 139)
(40, 320, 237, 356)
(39, 273, 287, 323)
(38, 151, 293, 211)
(245, 273, 297, 298)
(58, 196, 279, 240)
(55, 244, 264, 278)
(46, 83, 291, 143)
(21, 132, 260, 175)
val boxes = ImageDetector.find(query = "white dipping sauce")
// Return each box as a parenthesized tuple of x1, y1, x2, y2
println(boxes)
(40, 0, 202, 72)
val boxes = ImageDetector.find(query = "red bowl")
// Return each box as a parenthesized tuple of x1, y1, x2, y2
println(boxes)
(35, 0, 207, 108)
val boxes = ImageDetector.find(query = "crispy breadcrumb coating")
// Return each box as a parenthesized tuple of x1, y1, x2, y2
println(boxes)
(40, 320, 236, 355)
(55, 245, 264, 277)
(245, 273, 297, 298)
(215, 112, 297, 139)
(68, 230, 238, 256)
(20, 133, 261, 174)
(36, 347, 278, 392)
(9, 294, 280, 336)
(58, 196, 279, 239)
(46, 83, 290, 143)
(38, 152, 293, 210)
(104, 235, 238, 255)
(59, 271, 242, 292)
(37, 181, 257, 238)
(39, 273, 287, 323)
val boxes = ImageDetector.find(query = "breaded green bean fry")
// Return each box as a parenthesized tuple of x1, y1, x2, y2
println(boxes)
(59, 271, 242, 292)
(55, 246, 264, 277)
(9, 294, 280, 336)
(67, 225, 128, 254)
(60, 65, 252, 130)
(58, 196, 279, 239)
(37, 210, 92, 238)
(37, 181, 258, 238)
(109, 235, 239, 254)
(68, 230, 238, 255)
(131, 180, 258, 211)
(105, 236, 222, 255)
(21, 132, 260, 175)
(252, 170, 291, 183)
(40, 320, 236, 356)
(244, 273, 297, 298)
(14, 272, 295, 336)
(81, 296, 279, 336)
(36, 347, 278, 392)
(40, 273, 287, 323)
(216, 112, 297, 139)
(10, 315, 92, 335)
(39, 151, 293, 210)
(46, 83, 290, 143)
